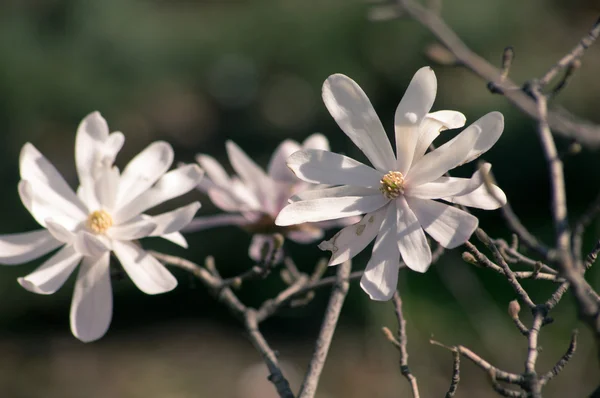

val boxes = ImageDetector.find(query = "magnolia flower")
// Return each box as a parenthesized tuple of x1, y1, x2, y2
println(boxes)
(187, 135, 352, 261)
(275, 67, 506, 300)
(0, 112, 204, 342)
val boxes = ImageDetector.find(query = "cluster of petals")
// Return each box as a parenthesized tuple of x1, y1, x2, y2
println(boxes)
(0, 112, 204, 342)
(188, 135, 352, 261)
(276, 67, 506, 301)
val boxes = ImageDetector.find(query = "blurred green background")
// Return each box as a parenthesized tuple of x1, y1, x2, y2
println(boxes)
(0, 0, 599, 396)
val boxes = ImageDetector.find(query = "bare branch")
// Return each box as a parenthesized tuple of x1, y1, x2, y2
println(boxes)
(445, 351, 460, 398)
(540, 330, 578, 385)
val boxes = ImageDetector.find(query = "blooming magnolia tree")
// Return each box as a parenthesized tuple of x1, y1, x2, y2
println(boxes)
(0, 2, 600, 397)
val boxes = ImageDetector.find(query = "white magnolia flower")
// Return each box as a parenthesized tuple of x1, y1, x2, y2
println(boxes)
(275, 67, 506, 300)
(187, 135, 353, 261)
(0, 112, 204, 342)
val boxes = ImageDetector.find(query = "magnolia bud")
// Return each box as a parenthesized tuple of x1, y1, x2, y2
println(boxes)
(508, 300, 521, 319)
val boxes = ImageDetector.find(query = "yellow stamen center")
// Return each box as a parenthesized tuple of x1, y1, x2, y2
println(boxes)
(379, 171, 405, 199)
(87, 210, 113, 234)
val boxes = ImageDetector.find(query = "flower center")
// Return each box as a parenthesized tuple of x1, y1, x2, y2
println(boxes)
(87, 210, 113, 234)
(379, 171, 405, 199)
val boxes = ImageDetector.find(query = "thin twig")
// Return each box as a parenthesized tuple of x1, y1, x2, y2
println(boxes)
(297, 260, 351, 398)
(390, 291, 420, 398)
(446, 350, 460, 398)
(540, 330, 578, 385)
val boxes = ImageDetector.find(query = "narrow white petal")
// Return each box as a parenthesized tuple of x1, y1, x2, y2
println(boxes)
(73, 231, 111, 257)
(405, 176, 478, 199)
(148, 202, 202, 236)
(406, 121, 480, 187)
(456, 112, 504, 165)
(18, 245, 81, 295)
(70, 253, 112, 342)
(115, 141, 174, 208)
(205, 187, 244, 212)
(0, 230, 62, 265)
(113, 165, 204, 223)
(19, 180, 84, 230)
(319, 206, 386, 265)
(412, 110, 466, 164)
(286, 149, 383, 187)
(94, 166, 120, 212)
(302, 133, 330, 151)
(113, 240, 177, 294)
(108, 217, 157, 241)
(292, 185, 379, 202)
(45, 219, 75, 243)
(407, 197, 478, 249)
(322, 74, 396, 171)
(286, 228, 324, 243)
(267, 140, 302, 182)
(396, 197, 432, 272)
(196, 154, 231, 187)
(275, 195, 388, 226)
(183, 214, 250, 232)
(159, 232, 188, 248)
(395, 67, 438, 174)
(360, 204, 400, 301)
(443, 184, 507, 210)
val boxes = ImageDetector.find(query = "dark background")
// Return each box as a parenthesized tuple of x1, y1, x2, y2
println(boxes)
(0, 0, 599, 396)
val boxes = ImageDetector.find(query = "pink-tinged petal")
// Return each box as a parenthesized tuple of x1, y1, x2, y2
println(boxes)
(0, 230, 62, 265)
(452, 112, 504, 165)
(322, 74, 396, 171)
(396, 197, 431, 272)
(360, 204, 400, 301)
(319, 206, 387, 265)
(115, 141, 174, 208)
(395, 67, 437, 174)
(206, 187, 244, 212)
(249, 234, 284, 263)
(405, 121, 480, 187)
(268, 140, 301, 182)
(286, 149, 383, 188)
(20, 143, 88, 216)
(108, 216, 157, 241)
(183, 214, 250, 232)
(412, 110, 466, 164)
(158, 232, 188, 248)
(291, 185, 378, 202)
(275, 195, 388, 226)
(19, 180, 84, 230)
(45, 219, 75, 243)
(406, 197, 478, 249)
(302, 133, 330, 151)
(73, 231, 111, 257)
(113, 165, 204, 223)
(286, 228, 324, 243)
(443, 184, 507, 210)
(112, 240, 177, 295)
(149, 202, 201, 236)
(17, 245, 82, 295)
(196, 154, 231, 187)
(70, 253, 112, 342)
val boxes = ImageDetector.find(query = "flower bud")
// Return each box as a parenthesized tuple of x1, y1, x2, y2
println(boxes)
(508, 300, 521, 319)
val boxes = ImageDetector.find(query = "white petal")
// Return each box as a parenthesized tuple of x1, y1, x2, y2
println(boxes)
(108, 217, 157, 241)
(456, 112, 504, 165)
(113, 240, 177, 294)
(45, 219, 75, 243)
(75, 112, 110, 180)
(267, 140, 302, 182)
(360, 204, 400, 301)
(73, 231, 112, 257)
(205, 187, 244, 212)
(148, 202, 202, 236)
(444, 184, 507, 210)
(406, 176, 479, 199)
(183, 214, 250, 232)
(0, 230, 62, 265)
(115, 141, 174, 208)
(159, 232, 188, 248)
(70, 253, 112, 342)
(275, 195, 388, 226)
(396, 197, 432, 272)
(196, 154, 231, 187)
(18, 245, 82, 295)
(292, 185, 378, 202)
(406, 121, 480, 187)
(302, 133, 330, 151)
(113, 164, 204, 223)
(286, 149, 383, 187)
(412, 110, 466, 164)
(394, 67, 437, 174)
(322, 74, 396, 171)
(286, 228, 324, 243)
(407, 197, 478, 249)
(20, 143, 88, 216)
(319, 206, 386, 265)
(19, 180, 84, 230)
(94, 166, 120, 212)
